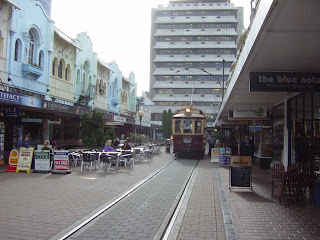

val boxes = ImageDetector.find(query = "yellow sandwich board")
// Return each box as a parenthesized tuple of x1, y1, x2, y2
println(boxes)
(16, 147, 34, 173)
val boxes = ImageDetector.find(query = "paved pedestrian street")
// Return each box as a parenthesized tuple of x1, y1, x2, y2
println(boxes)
(1, 153, 320, 240)
(0, 153, 173, 240)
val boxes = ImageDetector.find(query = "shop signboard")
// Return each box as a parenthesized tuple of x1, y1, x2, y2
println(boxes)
(0, 105, 19, 117)
(42, 100, 76, 114)
(230, 105, 267, 120)
(34, 150, 51, 172)
(250, 72, 320, 92)
(230, 156, 252, 167)
(114, 115, 126, 122)
(52, 151, 70, 174)
(211, 148, 220, 163)
(16, 147, 34, 173)
(5, 149, 19, 172)
(0, 90, 42, 108)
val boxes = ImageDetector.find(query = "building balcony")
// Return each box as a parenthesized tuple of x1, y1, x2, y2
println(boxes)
(111, 98, 120, 106)
(154, 29, 238, 37)
(22, 63, 43, 79)
(153, 41, 237, 49)
(154, 16, 238, 24)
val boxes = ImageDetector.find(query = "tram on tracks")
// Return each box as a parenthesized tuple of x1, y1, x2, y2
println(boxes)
(172, 107, 206, 159)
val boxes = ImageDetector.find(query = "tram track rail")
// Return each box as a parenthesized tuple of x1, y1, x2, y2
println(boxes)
(56, 159, 199, 240)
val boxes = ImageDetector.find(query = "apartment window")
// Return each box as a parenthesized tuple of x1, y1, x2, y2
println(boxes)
(201, 16, 205, 19)
(170, 42, 174, 44)
(186, 17, 190, 19)
(217, 16, 221, 18)
(217, 29, 221, 31)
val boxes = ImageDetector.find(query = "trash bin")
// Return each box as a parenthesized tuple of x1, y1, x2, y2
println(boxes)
(165, 139, 171, 153)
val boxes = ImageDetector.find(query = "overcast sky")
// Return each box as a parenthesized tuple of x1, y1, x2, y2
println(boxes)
(51, 0, 250, 96)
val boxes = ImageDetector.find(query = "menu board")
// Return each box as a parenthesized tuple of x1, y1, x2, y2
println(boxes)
(34, 150, 51, 172)
(0, 122, 4, 165)
(230, 166, 251, 187)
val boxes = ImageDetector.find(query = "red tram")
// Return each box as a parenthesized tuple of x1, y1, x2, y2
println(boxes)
(172, 107, 206, 159)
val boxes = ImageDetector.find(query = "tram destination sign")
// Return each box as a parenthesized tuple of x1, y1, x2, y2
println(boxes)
(250, 72, 320, 92)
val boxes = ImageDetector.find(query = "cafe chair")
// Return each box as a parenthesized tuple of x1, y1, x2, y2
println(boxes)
(81, 152, 94, 171)
(90, 152, 101, 170)
(271, 163, 285, 197)
(119, 150, 134, 170)
(279, 168, 304, 206)
(69, 152, 82, 168)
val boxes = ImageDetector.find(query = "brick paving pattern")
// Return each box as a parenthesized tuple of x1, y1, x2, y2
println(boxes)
(69, 160, 197, 240)
(177, 160, 226, 240)
(219, 165, 320, 240)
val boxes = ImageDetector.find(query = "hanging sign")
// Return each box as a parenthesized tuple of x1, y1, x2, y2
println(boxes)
(16, 147, 34, 173)
(250, 72, 320, 92)
(52, 151, 70, 174)
(34, 150, 51, 173)
(5, 149, 19, 172)
(230, 105, 267, 119)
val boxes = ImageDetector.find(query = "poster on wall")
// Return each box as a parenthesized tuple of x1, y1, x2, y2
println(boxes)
(16, 147, 34, 173)
(34, 150, 51, 173)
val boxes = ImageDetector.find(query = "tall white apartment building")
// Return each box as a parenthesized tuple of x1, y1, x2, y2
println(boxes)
(147, 0, 243, 125)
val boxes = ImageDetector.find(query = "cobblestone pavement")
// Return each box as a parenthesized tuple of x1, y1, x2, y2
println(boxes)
(0, 150, 173, 240)
(69, 159, 197, 240)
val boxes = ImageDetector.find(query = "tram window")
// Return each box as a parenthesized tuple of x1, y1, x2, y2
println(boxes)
(195, 121, 202, 133)
(175, 120, 182, 133)
(183, 120, 193, 133)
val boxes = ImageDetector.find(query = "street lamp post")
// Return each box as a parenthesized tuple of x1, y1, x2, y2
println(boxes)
(138, 110, 144, 146)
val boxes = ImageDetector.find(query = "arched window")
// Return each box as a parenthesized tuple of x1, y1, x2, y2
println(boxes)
(65, 64, 70, 81)
(96, 79, 99, 94)
(14, 39, 21, 62)
(27, 30, 35, 64)
(38, 51, 44, 68)
(52, 58, 58, 76)
(58, 60, 63, 78)
(99, 80, 103, 95)
(76, 70, 80, 85)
